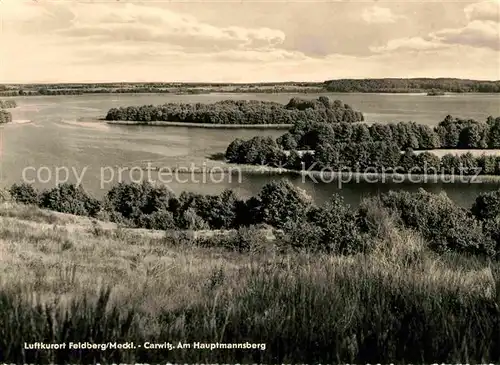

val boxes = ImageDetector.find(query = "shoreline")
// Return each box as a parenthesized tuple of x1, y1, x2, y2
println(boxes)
(114, 163, 500, 183)
(104, 120, 293, 129)
(0, 120, 32, 125)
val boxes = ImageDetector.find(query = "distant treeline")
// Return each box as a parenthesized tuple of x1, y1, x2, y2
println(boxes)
(0, 100, 16, 108)
(324, 78, 500, 93)
(0, 110, 12, 124)
(6, 181, 500, 258)
(2, 78, 499, 96)
(0, 82, 326, 96)
(0, 88, 326, 97)
(0, 88, 211, 96)
(0, 82, 324, 90)
(104, 97, 364, 125)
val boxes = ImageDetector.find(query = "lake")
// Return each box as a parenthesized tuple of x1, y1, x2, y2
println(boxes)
(1, 92, 499, 208)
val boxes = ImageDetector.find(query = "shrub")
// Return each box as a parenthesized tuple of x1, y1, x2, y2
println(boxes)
(277, 194, 364, 254)
(380, 189, 495, 257)
(105, 182, 175, 227)
(197, 226, 269, 252)
(277, 220, 325, 251)
(471, 189, 500, 221)
(179, 208, 209, 230)
(481, 217, 500, 260)
(137, 210, 176, 230)
(306, 194, 365, 254)
(38, 183, 101, 217)
(9, 183, 39, 205)
(185, 190, 240, 229)
(252, 180, 313, 228)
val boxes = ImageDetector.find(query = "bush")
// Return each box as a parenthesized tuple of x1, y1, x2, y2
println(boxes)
(471, 189, 500, 221)
(481, 217, 500, 260)
(9, 183, 39, 205)
(277, 220, 325, 251)
(38, 183, 101, 217)
(307, 194, 365, 254)
(193, 190, 240, 229)
(380, 189, 495, 257)
(179, 208, 209, 230)
(197, 226, 269, 252)
(105, 182, 175, 227)
(252, 180, 313, 228)
(277, 194, 364, 254)
(137, 210, 176, 230)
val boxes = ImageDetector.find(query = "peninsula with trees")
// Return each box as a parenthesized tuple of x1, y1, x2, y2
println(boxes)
(225, 114, 500, 177)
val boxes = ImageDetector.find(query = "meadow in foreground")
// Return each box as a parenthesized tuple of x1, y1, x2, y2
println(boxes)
(0, 198, 499, 363)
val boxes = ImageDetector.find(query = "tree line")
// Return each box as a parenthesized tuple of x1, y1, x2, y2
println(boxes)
(0, 82, 328, 97)
(275, 115, 500, 151)
(2, 79, 499, 96)
(225, 116, 500, 168)
(104, 97, 365, 125)
(225, 135, 500, 175)
(6, 180, 500, 259)
(324, 78, 500, 93)
(0, 88, 211, 96)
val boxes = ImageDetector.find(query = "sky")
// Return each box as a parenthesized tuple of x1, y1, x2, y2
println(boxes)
(0, 0, 499, 83)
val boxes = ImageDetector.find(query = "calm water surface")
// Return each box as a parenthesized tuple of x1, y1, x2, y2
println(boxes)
(1, 93, 499, 208)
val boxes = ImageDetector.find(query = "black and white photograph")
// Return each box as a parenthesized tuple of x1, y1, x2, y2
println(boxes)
(0, 0, 499, 363)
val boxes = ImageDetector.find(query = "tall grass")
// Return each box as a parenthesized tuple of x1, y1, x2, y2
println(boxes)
(1, 258, 499, 363)
(0, 201, 499, 363)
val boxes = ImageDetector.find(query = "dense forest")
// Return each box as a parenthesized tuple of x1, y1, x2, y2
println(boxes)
(226, 136, 500, 175)
(225, 116, 500, 172)
(6, 180, 500, 259)
(275, 115, 499, 150)
(324, 78, 500, 93)
(104, 97, 364, 124)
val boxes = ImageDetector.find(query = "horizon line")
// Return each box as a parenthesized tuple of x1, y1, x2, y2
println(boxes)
(1, 77, 500, 85)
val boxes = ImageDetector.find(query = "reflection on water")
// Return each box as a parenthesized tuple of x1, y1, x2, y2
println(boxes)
(1, 93, 499, 208)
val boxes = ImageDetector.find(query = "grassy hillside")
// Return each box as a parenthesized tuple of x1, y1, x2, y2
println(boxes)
(0, 199, 499, 363)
